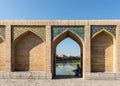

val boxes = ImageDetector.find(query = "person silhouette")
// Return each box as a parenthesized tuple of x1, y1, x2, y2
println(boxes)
(73, 64, 81, 76)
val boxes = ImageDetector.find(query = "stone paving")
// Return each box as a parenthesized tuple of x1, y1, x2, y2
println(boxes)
(0, 78, 120, 86)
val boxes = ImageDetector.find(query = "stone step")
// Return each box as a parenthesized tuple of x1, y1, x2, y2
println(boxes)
(0, 79, 120, 86)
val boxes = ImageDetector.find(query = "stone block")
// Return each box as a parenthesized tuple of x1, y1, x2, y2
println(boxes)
(115, 73, 120, 80)
(83, 73, 91, 80)
(100, 73, 115, 80)
(91, 73, 100, 80)
(45, 72, 52, 80)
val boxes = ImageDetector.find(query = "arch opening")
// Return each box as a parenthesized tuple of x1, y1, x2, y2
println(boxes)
(91, 31, 114, 72)
(12, 31, 45, 71)
(52, 30, 83, 79)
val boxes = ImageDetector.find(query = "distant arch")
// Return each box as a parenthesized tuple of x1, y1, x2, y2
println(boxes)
(0, 37, 6, 71)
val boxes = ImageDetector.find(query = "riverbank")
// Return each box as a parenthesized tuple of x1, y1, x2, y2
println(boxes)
(56, 56, 80, 63)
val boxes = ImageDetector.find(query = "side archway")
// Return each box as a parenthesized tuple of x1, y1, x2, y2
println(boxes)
(91, 30, 114, 72)
(12, 31, 46, 71)
(52, 30, 84, 78)
(0, 37, 6, 71)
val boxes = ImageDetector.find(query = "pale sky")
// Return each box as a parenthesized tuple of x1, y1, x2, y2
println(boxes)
(56, 37, 81, 56)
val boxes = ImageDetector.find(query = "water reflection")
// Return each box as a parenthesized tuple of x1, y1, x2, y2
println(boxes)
(56, 62, 80, 75)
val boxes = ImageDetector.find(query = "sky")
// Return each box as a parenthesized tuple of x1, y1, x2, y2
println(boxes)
(0, 0, 119, 56)
(56, 37, 80, 56)
(0, 0, 120, 20)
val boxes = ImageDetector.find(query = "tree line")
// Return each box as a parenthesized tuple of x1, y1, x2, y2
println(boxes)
(56, 56, 81, 63)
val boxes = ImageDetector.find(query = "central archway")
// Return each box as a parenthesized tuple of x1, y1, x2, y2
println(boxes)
(52, 30, 83, 78)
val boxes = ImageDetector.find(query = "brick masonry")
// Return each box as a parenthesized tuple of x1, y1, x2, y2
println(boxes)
(0, 20, 120, 81)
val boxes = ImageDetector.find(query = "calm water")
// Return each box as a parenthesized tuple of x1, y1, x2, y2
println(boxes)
(56, 62, 80, 75)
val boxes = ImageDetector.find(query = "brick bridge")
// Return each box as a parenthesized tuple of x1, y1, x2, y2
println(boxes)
(0, 20, 120, 81)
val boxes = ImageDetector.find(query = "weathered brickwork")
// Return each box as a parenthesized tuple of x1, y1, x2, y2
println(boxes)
(91, 32, 113, 72)
(14, 32, 46, 71)
(0, 38, 6, 71)
(0, 20, 120, 81)
(0, 26, 6, 71)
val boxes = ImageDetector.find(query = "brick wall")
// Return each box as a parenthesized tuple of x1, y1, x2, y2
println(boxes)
(14, 31, 46, 71)
(91, 31, 113, 72)
(0, 38, 6, 70)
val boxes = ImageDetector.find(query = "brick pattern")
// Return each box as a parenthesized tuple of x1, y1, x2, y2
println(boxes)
(0, 20, 119, 80)
(0, 26, 6, 71)
(91, 32, 113, 72)
(14, 32, 46, 71)
(46, 25, 52, 75)
(0, 38, 6, 71)
(6, 25, 11, 71)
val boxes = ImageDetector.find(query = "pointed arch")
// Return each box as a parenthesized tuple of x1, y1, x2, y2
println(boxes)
(53, 30, 84, 48)
(12, 30, 45, 71)
(91, 30, 114, 72)
(52, 30, 84, 78)
(14, 30, 45, 45)
(92, 29, 115, 39)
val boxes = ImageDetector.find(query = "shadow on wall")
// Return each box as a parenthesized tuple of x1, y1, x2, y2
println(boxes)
(0, 38, 3, 43)
(91, 31, 113, 72)
(0, 38, 6, 71)
(13, 31, 44, 71)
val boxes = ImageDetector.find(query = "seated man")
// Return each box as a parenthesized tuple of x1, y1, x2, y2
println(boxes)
(73, 64, 81, 76)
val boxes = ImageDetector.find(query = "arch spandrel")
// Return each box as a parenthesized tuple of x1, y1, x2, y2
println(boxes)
(12, 26, 46, 42)
(53, 30, 84, 48)
(91, 25, 116, 38)
(52, 26, 84, 40)
(0, 26, 5, 40)
(13, 30, 44, 46)
(92, 29, 115, 39)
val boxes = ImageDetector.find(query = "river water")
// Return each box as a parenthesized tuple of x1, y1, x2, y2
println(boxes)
(56, 62, 80, 75)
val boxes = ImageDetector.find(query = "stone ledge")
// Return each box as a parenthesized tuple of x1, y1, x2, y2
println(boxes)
(0, 72, 120, 80)
(84, 73, 120, 80)
(0, 72, 52, 79)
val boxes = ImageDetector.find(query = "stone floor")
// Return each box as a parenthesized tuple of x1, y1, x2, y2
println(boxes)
(0, 78, 120, 86)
